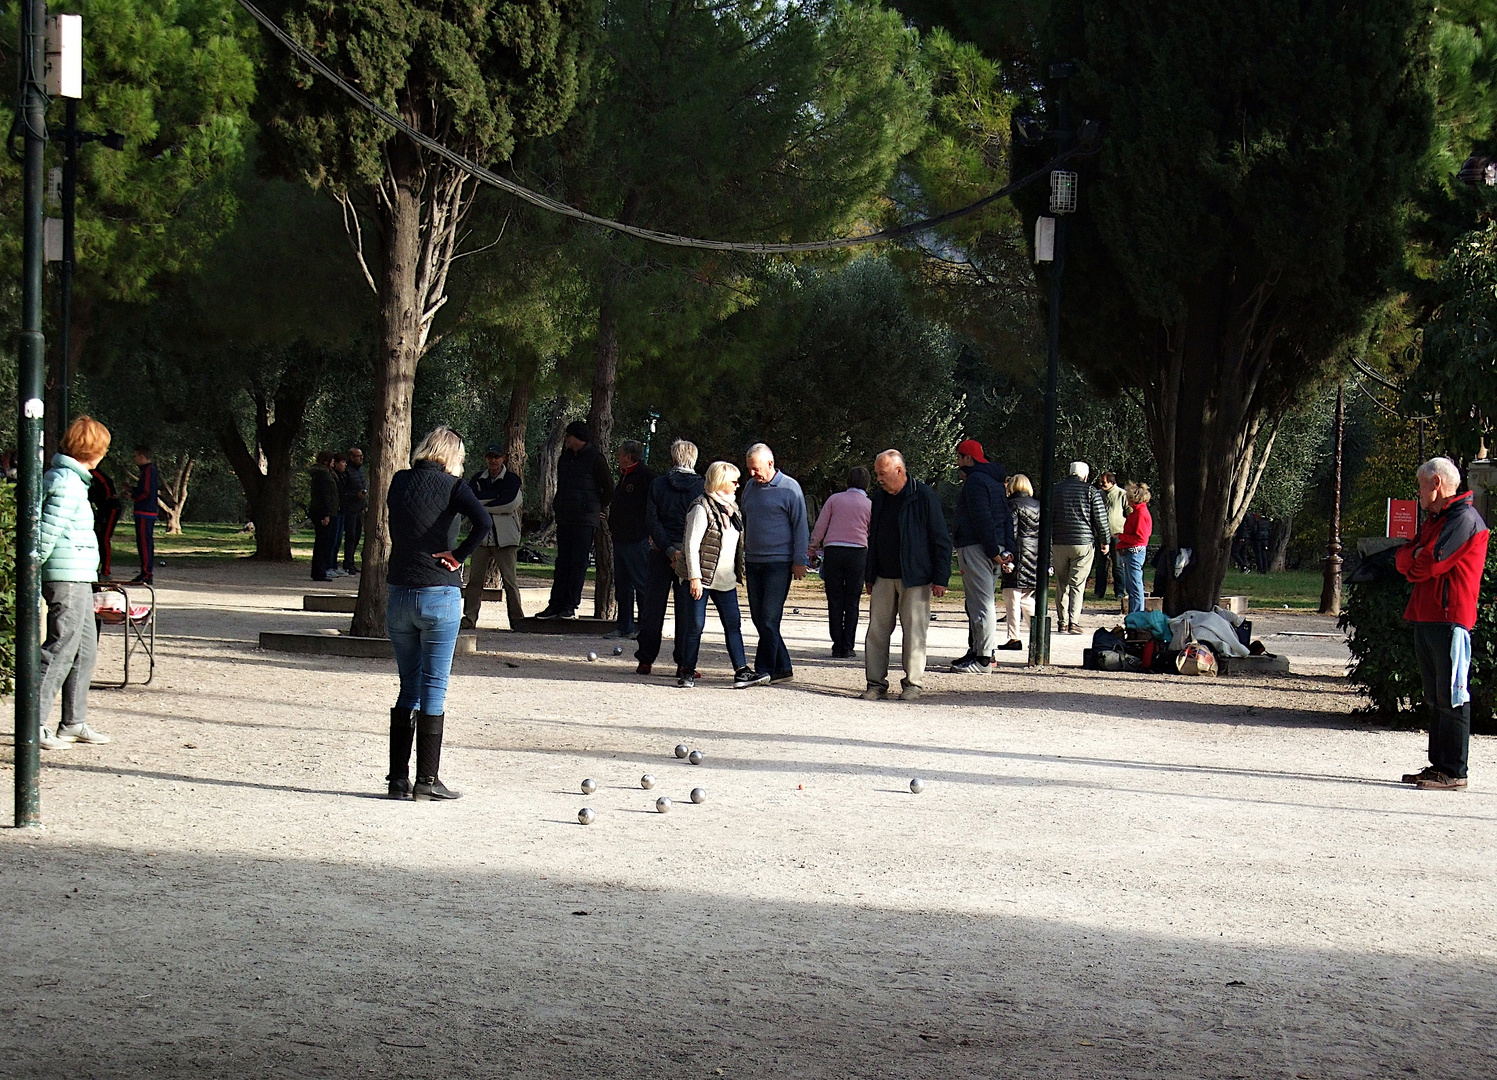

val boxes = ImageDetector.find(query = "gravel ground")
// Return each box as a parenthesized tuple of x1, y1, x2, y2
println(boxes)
(2, 562, 1493, 1079)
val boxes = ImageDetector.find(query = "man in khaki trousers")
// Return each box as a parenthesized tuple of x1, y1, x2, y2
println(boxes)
(861, 450, 953, 702)
(463, 446, 526, 629)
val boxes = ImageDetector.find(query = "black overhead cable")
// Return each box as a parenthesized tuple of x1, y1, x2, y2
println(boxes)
(235, 0, 1080, 254)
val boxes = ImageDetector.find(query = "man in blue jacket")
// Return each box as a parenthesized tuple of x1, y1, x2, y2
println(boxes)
(735, 443, 809, 689)
(950, 438, 1014, 674)
(862, 450, 952, 702)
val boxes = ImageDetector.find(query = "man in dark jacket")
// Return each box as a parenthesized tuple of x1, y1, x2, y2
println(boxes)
(635, 439, 703, 675)
(949, 438, 1014, 674)
(1050, 461, 1110, 634)
(1396, 457, 1490, 790)
(308, 450, 340, 583)
(341, 446, 368, 573)
(538, 421, 614, 620)
(861, 450, 952, 702)
(130, 445, 161, 585)
(607, 439, 656, 639)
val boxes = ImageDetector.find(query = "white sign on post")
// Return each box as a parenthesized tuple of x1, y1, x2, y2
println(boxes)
(46, 15, 83, 99)
(1035, 216, 1056, 263)
(44, 218, 64, 263)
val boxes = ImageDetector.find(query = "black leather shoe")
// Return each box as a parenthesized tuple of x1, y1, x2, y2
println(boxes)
(413, 776, 462, 800)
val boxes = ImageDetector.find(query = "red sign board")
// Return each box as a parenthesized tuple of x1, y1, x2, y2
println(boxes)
(1387, 498, 1418, 540)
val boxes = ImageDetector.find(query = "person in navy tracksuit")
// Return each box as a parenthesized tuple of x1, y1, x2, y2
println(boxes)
(131, 445, 160, 584)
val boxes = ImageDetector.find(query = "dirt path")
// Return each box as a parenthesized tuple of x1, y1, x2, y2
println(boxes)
(2, 562, 1493, 1078)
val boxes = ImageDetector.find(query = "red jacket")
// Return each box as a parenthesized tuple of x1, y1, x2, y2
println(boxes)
(1118, 503, 1152, 550)
(1396, 491, 1489, 630)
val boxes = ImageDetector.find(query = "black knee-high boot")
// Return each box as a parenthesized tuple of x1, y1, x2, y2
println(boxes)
(413, 712, 460, 800)
(387, 706, 416, 799)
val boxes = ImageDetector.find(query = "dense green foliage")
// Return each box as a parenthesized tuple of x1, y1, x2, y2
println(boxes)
(1341, 544, 1496, 729)
(0, 483, 14, 697)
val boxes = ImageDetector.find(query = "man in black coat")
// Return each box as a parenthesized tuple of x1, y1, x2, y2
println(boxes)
(308, 450, 340, 583)
(538, 421, 614, 620)
(606, 439, 656, 639)
(635, 439, 703, 675)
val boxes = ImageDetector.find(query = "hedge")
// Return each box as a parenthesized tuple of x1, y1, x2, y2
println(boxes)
(1341, 540, 1496, 732)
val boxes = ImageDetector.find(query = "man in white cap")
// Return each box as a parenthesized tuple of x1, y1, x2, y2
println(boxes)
(1049, 461, 1110, 635)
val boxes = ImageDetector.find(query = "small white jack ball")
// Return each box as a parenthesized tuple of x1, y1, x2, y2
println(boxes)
(580, 778, 597, 795)
(909, 778, 925, 794)
(690, 788, 706, 804)
(578, 807, 596, 825)
(641, 774, 656, 790)
(656, 796, 672, 813)
(674, 744, 689, 759)
(587, 651, 598, 662)
(688, 750, 704, 766)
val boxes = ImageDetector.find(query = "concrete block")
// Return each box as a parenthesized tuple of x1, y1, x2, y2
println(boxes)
(303, 593, 357, 613)
(513, 616, 617, 636)
(1217, 595, 1249, 616)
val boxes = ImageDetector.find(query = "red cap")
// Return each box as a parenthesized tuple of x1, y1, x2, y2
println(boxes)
(956, 438, 987, 464)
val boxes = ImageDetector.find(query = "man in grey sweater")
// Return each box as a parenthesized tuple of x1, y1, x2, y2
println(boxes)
(1050, 461, 1110, 634)
(735, 443, 809, 688)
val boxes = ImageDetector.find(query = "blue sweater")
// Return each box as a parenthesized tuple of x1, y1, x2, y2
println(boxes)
(741, 470, 809, 564)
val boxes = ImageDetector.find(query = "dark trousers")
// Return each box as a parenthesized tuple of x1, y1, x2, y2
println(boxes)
(1254, 538, 1270, 575)
(679, 587, 749, 674)
(1414, 622, 1471, 779)
(134, 515, 156, 581)
(548, 523, 595, 614)
(1094, 536, 1124, 598)
(746, 561, 794, 677)
(820, 546, 865, 654)
(95, 508, 119, 579)
(613, 537, 649, 634)
(635, 549, 687, 667)
(311, 518, 337, 580)
(329, 513, 346, 570)
(343, 506, 364, 570)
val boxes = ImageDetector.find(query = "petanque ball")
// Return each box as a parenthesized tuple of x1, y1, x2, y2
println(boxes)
(688, 750, 704, 766)
(578, 807, 596, 825)
(690, 788, 706, 804)
(641, 774, 656, 789)
(587, 651, 599, 662)
(656, 796, 672, 813)
(674, 744, 689, 759)
(910, 778, 925, 794)
(613, 645, 624, 656)
(581, 778, 597, 795)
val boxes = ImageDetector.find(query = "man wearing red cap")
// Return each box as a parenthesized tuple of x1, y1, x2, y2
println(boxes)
(949, 439, 1014, 673)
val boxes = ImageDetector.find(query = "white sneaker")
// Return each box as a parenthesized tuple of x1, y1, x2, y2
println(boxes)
(57, 722, 110, 745)
(40, 727, 72, 750)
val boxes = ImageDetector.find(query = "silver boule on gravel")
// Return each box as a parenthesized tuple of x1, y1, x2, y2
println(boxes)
(580, 778, 597, 795)
(587, 651, 599, 662)
(688, 750, 704, 765)
(690, 787, 706, 804)
(613, 645, 624, 655)
(909, 777, 925, 794)
(674, 743, 689, 759)
(655, 796, 672, 813)
(641, 774, 656, 789)
(578, 807, 596, 825)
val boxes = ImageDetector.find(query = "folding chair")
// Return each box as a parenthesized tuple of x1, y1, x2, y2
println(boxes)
(92, 582, 156, 688)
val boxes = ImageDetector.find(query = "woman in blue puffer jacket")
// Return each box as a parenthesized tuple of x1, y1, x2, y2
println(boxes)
(36, 415, 114, 750)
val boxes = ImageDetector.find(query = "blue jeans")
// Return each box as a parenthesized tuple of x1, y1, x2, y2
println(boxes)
(387, 585, 462, 714)
(1122, 546, 1147, 614)
(613, 537, 649, 634)
(680, 587, 749, 673)
(745, 561, 793, 677)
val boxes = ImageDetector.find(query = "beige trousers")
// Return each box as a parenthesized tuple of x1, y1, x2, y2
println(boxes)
(1003, 587, 1035, 641)
(463, 545, 526, 629)
(1051, 543, 1095, 628)
(864, 577, 931, 691)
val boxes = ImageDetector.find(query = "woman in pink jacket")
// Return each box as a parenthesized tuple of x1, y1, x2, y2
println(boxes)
(808, 466, 872, 658)
(1117, 482, 1153, 614)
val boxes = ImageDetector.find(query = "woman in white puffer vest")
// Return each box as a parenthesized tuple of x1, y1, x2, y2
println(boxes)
(36, 415, 114, 750)
(678, 461, 750, 688)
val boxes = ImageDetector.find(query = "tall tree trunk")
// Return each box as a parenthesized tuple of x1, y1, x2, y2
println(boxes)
(352, 182, 424, 638)
(1268, 513, 1294, 573)
(589, 303, 620, 621)
(538, 395, 568, 522)
(159, 456, 194, 535)
(1141, 266, 1281, 615)
(217, 367, 314, 561)
(504, 375, 532, 481)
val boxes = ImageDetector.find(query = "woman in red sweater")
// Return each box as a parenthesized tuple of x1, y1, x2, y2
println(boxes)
(1117, 482, 1153, 614)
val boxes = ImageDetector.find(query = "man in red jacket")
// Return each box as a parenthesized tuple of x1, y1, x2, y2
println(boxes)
(1396, 457, 1490, 790)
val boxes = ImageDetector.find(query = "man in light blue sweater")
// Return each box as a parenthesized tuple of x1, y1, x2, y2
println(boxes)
(735, 443, 809, 688)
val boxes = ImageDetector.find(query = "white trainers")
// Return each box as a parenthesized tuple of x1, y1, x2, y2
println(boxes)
(40, 726, 73, 750)
(56, 722, 111, 745)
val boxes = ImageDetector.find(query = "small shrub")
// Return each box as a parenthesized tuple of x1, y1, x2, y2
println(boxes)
(1341, 541, 1496, 731)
